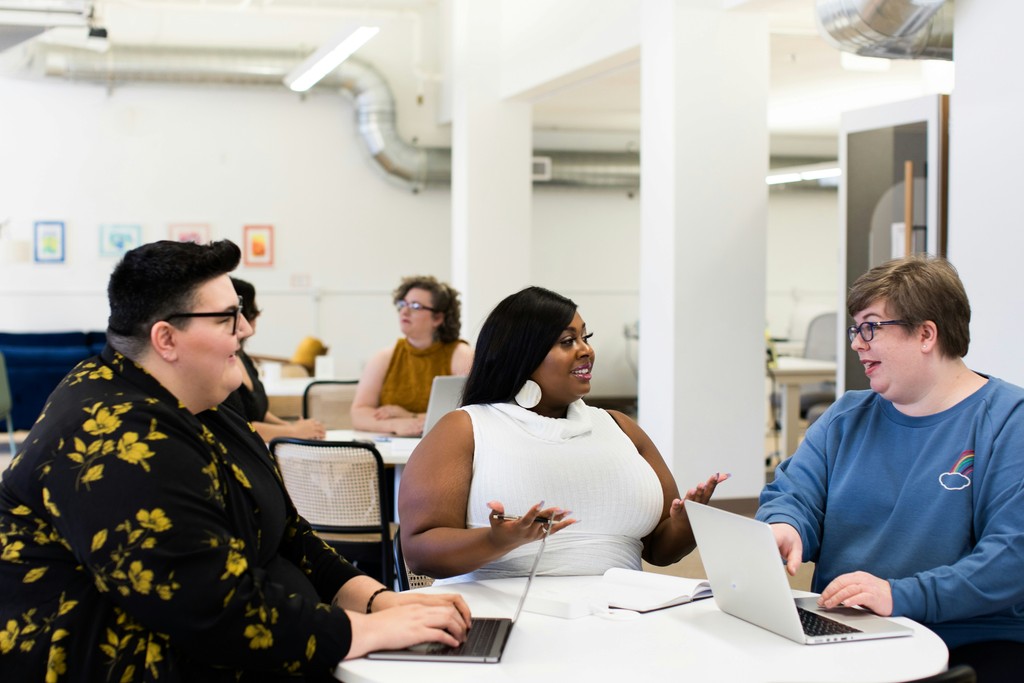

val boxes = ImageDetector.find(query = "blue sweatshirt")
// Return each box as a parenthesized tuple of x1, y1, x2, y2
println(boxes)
(758, 376, 1024, 649)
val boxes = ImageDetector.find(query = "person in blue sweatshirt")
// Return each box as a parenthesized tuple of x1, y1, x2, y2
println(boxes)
(758, 255, 1024, 683)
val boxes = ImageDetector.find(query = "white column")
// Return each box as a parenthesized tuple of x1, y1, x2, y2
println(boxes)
(639, 1, 769, 499)
(449, 0, 533, 336)
(947, 2, 1024, 385)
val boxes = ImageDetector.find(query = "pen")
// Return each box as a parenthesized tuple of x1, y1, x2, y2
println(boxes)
(491, 514, 552, 524)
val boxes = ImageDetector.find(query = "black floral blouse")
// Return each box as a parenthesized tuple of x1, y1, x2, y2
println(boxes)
(0, 347, 363, 682)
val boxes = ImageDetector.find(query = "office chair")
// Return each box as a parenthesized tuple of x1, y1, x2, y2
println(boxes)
(0, 351, 16, 456)
(799, 311, 837, 423)
(302, 380, 358, 430)
(900, 664, 976, 683)
(393, 524, 435, 592)
(270, 437, 394, 586)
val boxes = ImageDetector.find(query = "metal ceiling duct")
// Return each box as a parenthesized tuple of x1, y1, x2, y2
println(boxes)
(815, 0, 953, 60)
(40, 44, 639, 192)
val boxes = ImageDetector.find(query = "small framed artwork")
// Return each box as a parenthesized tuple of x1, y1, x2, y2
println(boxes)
(169, 223, 210, 244)
(34, 221, 65, 263)
(244, 224, 274, 266)
(100, 224, 142, 257)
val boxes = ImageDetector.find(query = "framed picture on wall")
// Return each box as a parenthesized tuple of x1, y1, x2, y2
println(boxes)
(34, 221, 65, 263)
(243, 224, 274, 266)
(169, 223, 210, 244)
(100, 223, 142, 257)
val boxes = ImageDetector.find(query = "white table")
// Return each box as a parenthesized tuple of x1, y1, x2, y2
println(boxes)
(770, 357, 837, 458)
(325, 429, 419, 521)
(335, 577, 948, 683)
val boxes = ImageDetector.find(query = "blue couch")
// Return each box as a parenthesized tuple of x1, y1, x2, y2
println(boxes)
(0, 331, 107, 430)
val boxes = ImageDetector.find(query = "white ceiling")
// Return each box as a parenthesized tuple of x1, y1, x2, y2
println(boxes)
(11, 0, 952, 158)
(528, 0, 952, 156)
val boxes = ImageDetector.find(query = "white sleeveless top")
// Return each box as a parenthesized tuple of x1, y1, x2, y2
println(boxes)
(435, 400, 664, 583)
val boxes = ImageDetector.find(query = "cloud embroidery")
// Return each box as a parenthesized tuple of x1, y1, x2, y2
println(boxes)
(939, 451, 974, 491)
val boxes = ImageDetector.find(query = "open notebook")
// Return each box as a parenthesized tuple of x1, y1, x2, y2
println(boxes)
(685, 501, 913, 645)
(367, 522, 550, 663)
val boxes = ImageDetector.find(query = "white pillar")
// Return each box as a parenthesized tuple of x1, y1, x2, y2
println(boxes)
(449, 0, 533, 336)
(947, 2, 1024, 385)
(639, 0, 769, 499)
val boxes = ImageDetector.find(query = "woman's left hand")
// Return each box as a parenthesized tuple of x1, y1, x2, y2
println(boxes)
(818, 571, 893, 616)
(374, 404, 414, 420)
(289, 418, 326, 440)
(372, 589, 473, 626)
(669, 472, 730, 520)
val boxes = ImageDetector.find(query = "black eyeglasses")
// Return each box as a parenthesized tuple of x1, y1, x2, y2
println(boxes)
(847, 320, 909, 343)
(395, 300, 436, 313)
(165, 295, 244, 335)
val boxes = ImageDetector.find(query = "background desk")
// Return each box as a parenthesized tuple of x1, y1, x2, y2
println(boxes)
(262, 376, 316, 419)
(770, 357, 837, 458)
(336, 577, 947, 683)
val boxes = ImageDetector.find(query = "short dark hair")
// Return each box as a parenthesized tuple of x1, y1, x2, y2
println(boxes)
(231, 277, 260, 322)
(847, 255, 971, 358)
(462, 286, 577, 406)
(393, 275, 463, 344)
(107, 240, 241, 359)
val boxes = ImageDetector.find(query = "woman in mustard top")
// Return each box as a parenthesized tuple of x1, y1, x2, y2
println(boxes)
(351, 276, 473, 436)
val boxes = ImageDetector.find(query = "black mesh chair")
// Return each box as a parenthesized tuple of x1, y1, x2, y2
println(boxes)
(393, 524, 435, 592)
(270, 437, 394, 586)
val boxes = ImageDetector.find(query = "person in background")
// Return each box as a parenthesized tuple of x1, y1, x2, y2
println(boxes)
(351, 275, 473, 436)
(758, 255, 1024, 683)
(398, 286, 727, 582)
(0, 240, 470, 682)
(223, 277, 326, 442)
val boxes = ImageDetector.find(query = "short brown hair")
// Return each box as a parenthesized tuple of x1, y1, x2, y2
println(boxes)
(847, 255, 970, 358)
(393, 275, 462, 344)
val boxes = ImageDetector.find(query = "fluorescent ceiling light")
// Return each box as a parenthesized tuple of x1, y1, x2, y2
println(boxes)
(0, 0, 89, 26)
(284, 25, 379, 93)
(0, 10, 88, 26)
(766, 162, 841, 186)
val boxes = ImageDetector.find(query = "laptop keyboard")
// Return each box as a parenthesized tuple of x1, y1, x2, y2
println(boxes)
(424, 617, 506, 656)
(797, 606, 862, 637)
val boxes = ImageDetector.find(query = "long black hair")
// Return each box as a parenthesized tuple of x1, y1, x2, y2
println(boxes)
(461, 286, 577, 406)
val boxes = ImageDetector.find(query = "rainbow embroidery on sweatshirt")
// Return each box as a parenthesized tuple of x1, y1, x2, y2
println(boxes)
(938, 450, 974, 491)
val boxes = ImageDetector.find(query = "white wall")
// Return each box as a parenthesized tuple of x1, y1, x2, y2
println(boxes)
(0, 22, 837, 402)
(765, 188, 840, 343)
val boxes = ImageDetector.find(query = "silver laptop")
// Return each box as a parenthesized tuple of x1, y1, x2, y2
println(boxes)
(367, 520, 550, 662)
(684, 501, 913, 645)
(422, 375, 466, 435)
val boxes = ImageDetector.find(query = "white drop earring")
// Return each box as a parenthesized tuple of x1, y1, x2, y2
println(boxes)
(515, 379, 542, 409)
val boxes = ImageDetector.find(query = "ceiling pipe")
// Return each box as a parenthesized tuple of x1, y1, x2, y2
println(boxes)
(40, 43, 640, 192)
(815, 0, 953, 60)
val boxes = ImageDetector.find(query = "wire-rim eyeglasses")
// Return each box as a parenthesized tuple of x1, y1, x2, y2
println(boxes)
(395, 300, 437, 313)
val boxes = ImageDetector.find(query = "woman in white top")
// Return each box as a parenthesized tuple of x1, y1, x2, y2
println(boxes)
(399, 286, 727, 581)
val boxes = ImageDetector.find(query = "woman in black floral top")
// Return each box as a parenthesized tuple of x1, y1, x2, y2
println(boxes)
(0, 240, 469, 682)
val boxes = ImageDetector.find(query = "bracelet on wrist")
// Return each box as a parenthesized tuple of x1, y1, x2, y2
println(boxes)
(366, 587, 391, 614)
